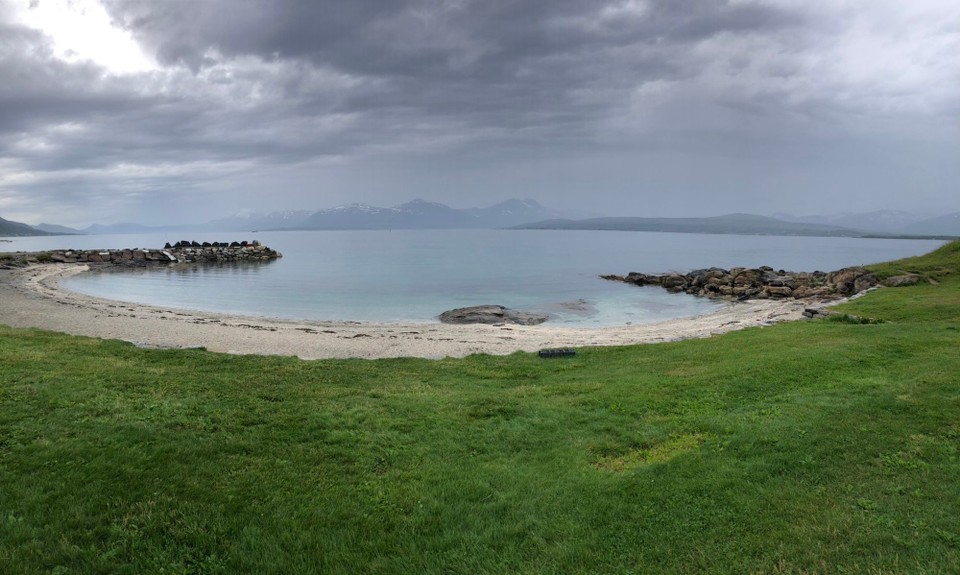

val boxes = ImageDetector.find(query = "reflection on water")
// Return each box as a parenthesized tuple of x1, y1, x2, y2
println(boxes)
(52, 229, 945, 326)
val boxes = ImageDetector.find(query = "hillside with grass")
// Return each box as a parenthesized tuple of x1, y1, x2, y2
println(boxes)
(514, 213, 863, 237)
(0, 216, 53, 237)
(1, 241, 959, 573)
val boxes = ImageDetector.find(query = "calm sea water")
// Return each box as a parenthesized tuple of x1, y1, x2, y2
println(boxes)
(4, 230, 945, 326)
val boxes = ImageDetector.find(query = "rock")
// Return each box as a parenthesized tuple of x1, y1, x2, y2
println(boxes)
(767, 275, 796, 288)
(662, 274, 688, 292)
(829, 267, 870, 295)
(706, 275, 730, 288)
(439, 305, 549, 325)
(802, 307, 833, 319)
(604, 261, 886, 303)
(623, 272, 660, 286)
(882, 274, 921, 287)
(733, 268, 764, 287)
(853, 273, 878, 293)
(688, 267, 727, 288)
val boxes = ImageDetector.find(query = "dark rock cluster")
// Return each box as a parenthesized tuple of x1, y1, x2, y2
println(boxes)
(439, 304, 549, 325)
(162, 242, 281, 264)
(165, 240, 260, 249)
(601, 266, 883, 301)
(6, 242, 282, 267)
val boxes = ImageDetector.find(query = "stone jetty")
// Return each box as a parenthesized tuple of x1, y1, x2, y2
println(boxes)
(0, 241, 281, 269)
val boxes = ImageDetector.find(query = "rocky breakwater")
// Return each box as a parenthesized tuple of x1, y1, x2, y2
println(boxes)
(601, 265, 918, 302)
(159, 241, 281, 264)
(1, 240, 281, 269)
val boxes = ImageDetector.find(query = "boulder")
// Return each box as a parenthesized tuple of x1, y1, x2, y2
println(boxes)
(802, 307, 833, 319)
(853, 273, 878, 293)
(661, 274, 688, 292)
(765, 285, 794, 298)
(882, 274, 921, 287)
(623, 272, 660, 286)
(767, 275, 796, 288)
(439, 305, 549, 326)
(829, 267, 868, 295)
(733, 269, 764, 287)
(688, 268, 727, 288)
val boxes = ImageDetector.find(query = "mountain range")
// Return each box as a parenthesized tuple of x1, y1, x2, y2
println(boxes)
(4, 198, 572, 236)
(0, 216, 56, 237)
(899, 213, 960, 237)
(287, 198, 568, 230)
(3, 202, 959, 238)
(771, 210, 924, 233)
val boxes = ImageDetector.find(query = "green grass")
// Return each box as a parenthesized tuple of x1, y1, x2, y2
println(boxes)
(864, 239, 960, 281)
(1, 242, 959, 574)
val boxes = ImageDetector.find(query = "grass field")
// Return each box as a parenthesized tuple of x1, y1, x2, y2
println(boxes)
(1, 242, 959, 574)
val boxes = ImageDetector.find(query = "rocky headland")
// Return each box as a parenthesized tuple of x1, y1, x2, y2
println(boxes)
(601, 266, 920, 301)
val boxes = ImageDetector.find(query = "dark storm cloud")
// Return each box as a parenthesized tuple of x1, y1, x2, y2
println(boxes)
(98, 0, 807, 133)
(104, 0, 801, 72)
(0, 23, 142, 133)
(1, 0, 958, 226)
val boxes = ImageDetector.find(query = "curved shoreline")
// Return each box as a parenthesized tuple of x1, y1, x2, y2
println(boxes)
(0, 264, 827, 360)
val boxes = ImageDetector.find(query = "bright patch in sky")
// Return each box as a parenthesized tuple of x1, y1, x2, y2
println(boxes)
(14, 0, 156, 73)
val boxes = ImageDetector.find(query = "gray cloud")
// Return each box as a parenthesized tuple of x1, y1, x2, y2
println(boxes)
(0, 0, 958, 226)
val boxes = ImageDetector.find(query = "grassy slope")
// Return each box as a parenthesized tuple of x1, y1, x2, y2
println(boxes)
(864, 239, 960, 281)
(1, 242, 959, 574)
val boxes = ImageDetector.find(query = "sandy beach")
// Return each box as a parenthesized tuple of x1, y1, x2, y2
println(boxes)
(0, 264, 825, 360)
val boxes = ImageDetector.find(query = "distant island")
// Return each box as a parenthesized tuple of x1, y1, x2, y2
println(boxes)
(0, 216, 58, 237)
(512, 213, 959, 240)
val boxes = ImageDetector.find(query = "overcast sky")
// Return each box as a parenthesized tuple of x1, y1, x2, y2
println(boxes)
(1, 0, 958, 227)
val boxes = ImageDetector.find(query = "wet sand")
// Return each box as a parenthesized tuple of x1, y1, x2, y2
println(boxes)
(0, 264, 825, 360)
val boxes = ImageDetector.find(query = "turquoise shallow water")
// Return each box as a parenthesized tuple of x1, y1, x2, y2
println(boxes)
(6, 230, 945, 326)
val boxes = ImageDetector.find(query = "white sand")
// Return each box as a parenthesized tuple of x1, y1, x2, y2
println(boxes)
(0, 264, 828, 360)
